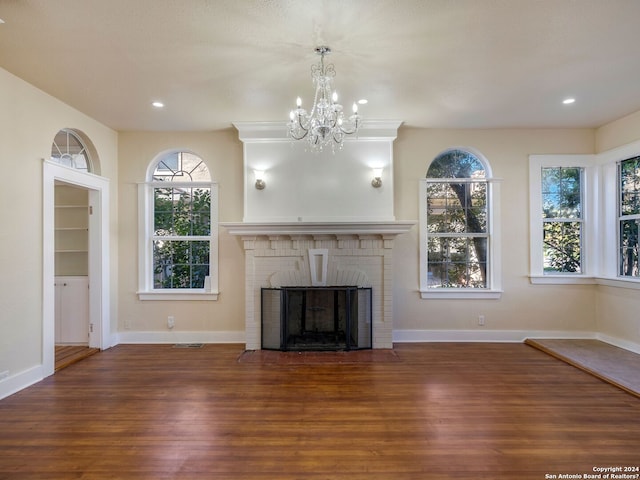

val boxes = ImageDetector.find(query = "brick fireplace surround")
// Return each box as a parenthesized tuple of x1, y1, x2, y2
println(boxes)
(223, 222, 414, 350)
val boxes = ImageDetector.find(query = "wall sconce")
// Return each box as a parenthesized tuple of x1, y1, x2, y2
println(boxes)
(371, 168, 383, 188)
(254, 170, 266, 190)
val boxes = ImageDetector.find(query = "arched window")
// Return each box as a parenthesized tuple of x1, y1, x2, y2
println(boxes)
(50, 129, 92, 172)
(138, 151, 218, 300)
(419, 148, 501, 298)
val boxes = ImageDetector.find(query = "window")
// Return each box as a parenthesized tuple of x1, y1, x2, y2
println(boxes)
(50, 129, 92, 172)
(618, 156, 640, 278)
(419, 148, 501, 299)
(529, 155, 595, 284)
(541, 167, 583, 274)
(531, 144, 640, 289)
(138, 151, 219, 300)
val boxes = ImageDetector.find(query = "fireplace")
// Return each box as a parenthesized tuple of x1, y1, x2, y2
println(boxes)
(227, 121, 412, 350)
(222, 221, 414, 349)
(262, 286, 372, 351)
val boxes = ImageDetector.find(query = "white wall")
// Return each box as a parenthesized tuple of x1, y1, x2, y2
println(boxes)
(117, 126, 608, 344)
(235, 122, 399, 223)
(595, 113, 640, 348)
(117, 130, 246, 341)
(392, 127, 598, 340)
(0, 67, 118, 398)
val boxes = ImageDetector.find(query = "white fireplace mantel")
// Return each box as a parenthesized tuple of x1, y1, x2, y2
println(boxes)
(221, 221, 415, 238)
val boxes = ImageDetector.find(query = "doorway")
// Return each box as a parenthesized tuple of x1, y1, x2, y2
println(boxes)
(43, 161, 111, 377)
(53, 182, 99, 371)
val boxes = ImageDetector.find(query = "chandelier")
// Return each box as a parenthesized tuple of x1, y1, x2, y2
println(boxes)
(287, 46, 361, 152)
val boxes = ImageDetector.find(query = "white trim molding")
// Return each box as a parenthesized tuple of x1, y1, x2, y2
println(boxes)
(0, 366, 43, 401)
(43, 160, 113, 378)
(137, 179, 219, 301)
(393, 329, 597, 343)
(233, 120, 403, 142)
(530, 139, 640, 286)
(393, 329, 640, 355)
(528, 154, 597, 283)
(117, 331, 245, 344)
(221, 221, 416, 237)
(419, 174, 502, 299)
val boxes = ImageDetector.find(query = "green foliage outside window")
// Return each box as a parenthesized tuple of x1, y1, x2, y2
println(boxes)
(153, 187, 211, 288)
(619, 157, 640, 277)
(426, 150, 488, 288)
(541, 167, 582, 274)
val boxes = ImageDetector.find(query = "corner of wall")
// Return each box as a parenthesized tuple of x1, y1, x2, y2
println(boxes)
(595, 109, 640, 153)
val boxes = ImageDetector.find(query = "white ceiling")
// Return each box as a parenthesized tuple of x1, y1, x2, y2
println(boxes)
(1, 0, 640, 132)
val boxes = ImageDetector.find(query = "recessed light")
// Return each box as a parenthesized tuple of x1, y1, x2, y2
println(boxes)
(152, 101, 164, 108)
(562, 98, 576, 105)
(358, 99, 368, 105)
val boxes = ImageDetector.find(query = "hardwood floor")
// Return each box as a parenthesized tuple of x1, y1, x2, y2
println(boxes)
(1, 343, 639, 479)
(55, 345, 100, 371)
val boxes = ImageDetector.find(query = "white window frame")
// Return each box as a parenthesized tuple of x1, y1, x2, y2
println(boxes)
(616, 156, 640, 279)
(530, 145, 640, 291)
(50, 128, 93, 173)
(597, 141, 640, 289)
(137, 155, 219, 301)
(528, 155, 597, 284)
(419, 148, 502, 299)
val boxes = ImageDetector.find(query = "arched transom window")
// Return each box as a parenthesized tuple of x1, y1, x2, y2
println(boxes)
(50, 129, 92, 172)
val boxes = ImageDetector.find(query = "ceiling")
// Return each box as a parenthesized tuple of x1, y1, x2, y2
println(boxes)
(1, 0, 640, 132)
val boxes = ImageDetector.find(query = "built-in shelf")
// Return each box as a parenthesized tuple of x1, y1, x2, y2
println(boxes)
(55, 187, 89, 276)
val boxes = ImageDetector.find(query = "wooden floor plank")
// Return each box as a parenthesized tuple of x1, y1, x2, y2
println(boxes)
(1, 343, 639, 479)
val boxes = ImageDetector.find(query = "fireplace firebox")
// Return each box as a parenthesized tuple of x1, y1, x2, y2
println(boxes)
(261, 286, 372, 351)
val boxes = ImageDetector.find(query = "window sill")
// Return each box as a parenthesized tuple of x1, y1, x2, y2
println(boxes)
(137, 290, 219, 301)
(595, 277, 640, 290)
(529, 275, 597, 285)
(529, 275, 640, 289)
(420, 289, 502, 299)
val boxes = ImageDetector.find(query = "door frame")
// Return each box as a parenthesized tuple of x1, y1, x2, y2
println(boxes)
(43, 160, 111, 377)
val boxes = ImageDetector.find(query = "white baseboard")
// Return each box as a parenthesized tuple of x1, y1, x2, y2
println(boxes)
(393, 329, 640, 355)
(115, 330, 640, 356)
(392, 329, 597, 343)
(0, 365, 43, 401)
(116, 330, 245, 345)
(596, 333, 640, 355)
(118, 329, 611, 346)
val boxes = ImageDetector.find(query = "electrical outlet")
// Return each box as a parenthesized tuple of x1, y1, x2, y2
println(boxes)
(0, 370, 9, 381)
(478, 315, 485, 326)
(167, 316, 175, 329)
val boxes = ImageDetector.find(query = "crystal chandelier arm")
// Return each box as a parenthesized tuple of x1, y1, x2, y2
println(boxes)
(339, 103, 360, 135)
(338, 116, 360, 135)
(288, 109, 310, 140)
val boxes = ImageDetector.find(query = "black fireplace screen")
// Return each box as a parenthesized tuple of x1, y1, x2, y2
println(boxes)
(261, 286, 372, 351)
